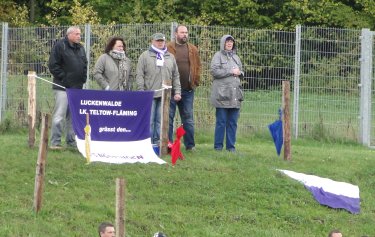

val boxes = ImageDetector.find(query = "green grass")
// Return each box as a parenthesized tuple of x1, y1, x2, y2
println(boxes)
(0, 131, 375, 237)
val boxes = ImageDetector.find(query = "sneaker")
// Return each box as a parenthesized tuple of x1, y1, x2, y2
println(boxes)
(50, 145, 63, 150)
(67, 141, 77, 147)
(186, 147, 196, 152)
(66, 144, 78, 150)
(227, 148, 236, 153)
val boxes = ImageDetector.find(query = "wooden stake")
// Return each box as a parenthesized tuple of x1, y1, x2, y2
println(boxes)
(28, 71, 36, 148)
(33, 113, 50, 213)
(84, 113, 91, 163)
(160, 81, 172, 156)
(282, 81, 292, 161)
(115, 178, 125, 237)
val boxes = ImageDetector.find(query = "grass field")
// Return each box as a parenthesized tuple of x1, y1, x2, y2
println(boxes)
(0, 130, 374, 237)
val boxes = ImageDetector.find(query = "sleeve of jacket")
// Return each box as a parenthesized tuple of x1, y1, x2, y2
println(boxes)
(235, 55, 244, 77)
(48, 41, 65, 80)
(93, 54, 108, 90)
(192, 44, 202, 86)
(82, 47, 88, 83)
(135, 53, 145, 91)
(172, 57, 181, 94)
(210, 52, 232, 79)
(127, 60, 135, 91)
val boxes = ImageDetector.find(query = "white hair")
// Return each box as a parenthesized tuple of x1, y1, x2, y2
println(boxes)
(66, 26, 80, 36)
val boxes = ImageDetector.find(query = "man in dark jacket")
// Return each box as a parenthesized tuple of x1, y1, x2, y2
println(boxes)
(48, 26, 87, 149)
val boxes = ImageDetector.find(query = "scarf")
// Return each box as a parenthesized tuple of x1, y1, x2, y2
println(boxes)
(225, 50, 234, 58)
(109, 50, 128, 90)
(151, 45, 167, 66)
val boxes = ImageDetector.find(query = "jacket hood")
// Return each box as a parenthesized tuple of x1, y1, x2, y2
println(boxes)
(220, 34, 236, 52)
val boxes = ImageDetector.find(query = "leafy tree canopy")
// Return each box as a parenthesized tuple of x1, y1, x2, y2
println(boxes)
(1, 0, 375, 30)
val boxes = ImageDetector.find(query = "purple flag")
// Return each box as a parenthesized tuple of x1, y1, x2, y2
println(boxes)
(278, 169, 360, 214)
(66, 89, 165, 164)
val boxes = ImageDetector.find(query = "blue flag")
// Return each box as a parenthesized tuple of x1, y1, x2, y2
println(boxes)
(268, 109, 283, 156)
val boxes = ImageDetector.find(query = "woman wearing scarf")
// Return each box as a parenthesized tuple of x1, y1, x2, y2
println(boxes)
(94, 37, 133, 91)
(210, 35, 244, 152)
(136, 33, 181, 146)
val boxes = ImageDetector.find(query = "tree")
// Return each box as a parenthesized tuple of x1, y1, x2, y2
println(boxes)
(272, 0, 375, 30)
(44, 0, 100, 25)
(0, 0, 29, 26)
(2, 0, 375, 29)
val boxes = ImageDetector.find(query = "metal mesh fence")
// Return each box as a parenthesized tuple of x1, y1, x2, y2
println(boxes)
(295, 26, 362, 141)
(0, 23, 373, 143)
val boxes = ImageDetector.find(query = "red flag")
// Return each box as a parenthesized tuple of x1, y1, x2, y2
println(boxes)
(171, 124, 185, 165)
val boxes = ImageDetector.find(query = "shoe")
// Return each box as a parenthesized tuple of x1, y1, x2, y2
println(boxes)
(227, 148, 236, 153)
(66, 144, 78, 150)
(186, 146, 196, 151)
(214, 148, 222, 151)
(50, 145, 63, 150)
(67, 141, 77, 147)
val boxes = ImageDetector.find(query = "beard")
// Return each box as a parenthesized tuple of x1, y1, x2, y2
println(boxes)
(177, 36, 187, 44)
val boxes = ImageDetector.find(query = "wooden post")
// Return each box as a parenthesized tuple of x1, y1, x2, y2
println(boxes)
(84, 113, 91, 163)
(33, 113, 50, 213)
(28, 71, 36, 148)
(160, 81, 172, 156)
(115, 178, 125, 237)
(282, 81, 292, 161)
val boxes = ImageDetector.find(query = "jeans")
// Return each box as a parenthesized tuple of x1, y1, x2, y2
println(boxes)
(50, 90, 76, 146)
(169, 89, 195, 149)
(150, 97, 162, 145)
(214, 108, 240, 151)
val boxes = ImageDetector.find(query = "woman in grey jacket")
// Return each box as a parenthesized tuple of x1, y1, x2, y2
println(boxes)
(210, 35, 244, 152)
(94, 37, 133, 91)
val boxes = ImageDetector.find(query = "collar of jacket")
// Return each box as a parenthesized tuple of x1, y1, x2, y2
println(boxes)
(64, 37, 81, 49)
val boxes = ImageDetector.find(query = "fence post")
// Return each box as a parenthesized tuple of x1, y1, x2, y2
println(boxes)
(28, 71, 37, 148)
(160, 82, 172, 156)
(359, 28, 373, 146)
(283, 81, 292, 161)
(84, 23, 91, 89)
(170, 22, 178, 41)
(0, 22, 8, 122)
(292, 24, 301, 140)
(33, 113, 50, 213)
(115, 178, 125, 237)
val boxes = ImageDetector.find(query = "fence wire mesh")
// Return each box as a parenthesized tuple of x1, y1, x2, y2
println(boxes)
(296, 26, 362, 141)
(0, 23, 373, 143)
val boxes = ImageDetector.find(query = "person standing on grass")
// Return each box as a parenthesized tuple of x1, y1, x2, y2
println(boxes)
(136, 33, 181, 146)
(48, 26, 87, 150)
(98, 222, 115, 237)
(94, 36, 133, 91)
(210, 34, 244, 152)
(167, 25, 201, 151)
